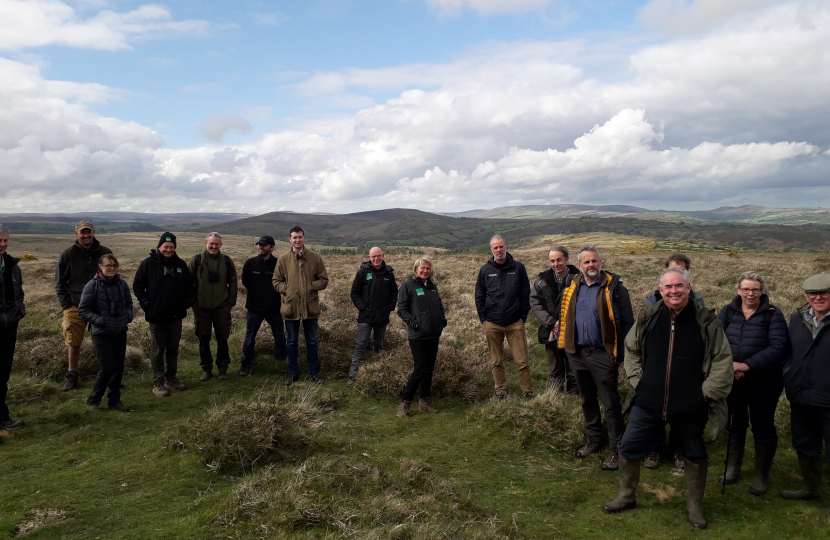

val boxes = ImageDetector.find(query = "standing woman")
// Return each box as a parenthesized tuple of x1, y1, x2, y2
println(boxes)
(78, 254, 134, 412)
(395, 257, 447, 417)
(718, 272, 789, 495)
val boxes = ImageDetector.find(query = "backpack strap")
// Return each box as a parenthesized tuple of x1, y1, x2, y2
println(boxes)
(722, 305, 736, 330)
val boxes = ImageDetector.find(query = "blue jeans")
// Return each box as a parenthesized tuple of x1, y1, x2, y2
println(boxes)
(241, 310, 287, 366)
(285, 319, 319, 375)
(619, 405, 709, 463)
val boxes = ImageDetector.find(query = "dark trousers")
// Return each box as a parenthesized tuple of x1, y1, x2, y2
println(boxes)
(241, 310, 287, 366)
(569, 347, 625, 449)
(285, 319, 319, 375)
(87, 333, 127, 406)
(0, 326, 18, 422)
(791, 402, 830, 458)
(545, 343, 576, 391)
(193, 304, 232, 370)
(349, 322, 387, 378)
(149, 320, 182, 386)
(401, 338, 439, 402)
(726, 377, 783, 441)
(619, 405, 709, 463)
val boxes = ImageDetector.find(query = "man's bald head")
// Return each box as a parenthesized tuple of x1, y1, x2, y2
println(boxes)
(369, 247, 384, 269)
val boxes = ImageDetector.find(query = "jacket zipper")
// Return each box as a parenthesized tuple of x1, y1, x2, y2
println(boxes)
(662, 311, 677, 420)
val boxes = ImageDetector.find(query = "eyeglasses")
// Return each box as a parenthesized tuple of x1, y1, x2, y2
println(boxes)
(739, 288, 762, 294)
(101, 264, 119, 269)
(807, 291, 830, 298)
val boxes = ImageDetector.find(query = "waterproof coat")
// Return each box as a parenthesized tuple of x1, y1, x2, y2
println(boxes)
(0, 253, 25, 331)
(557, 271, 635, 364)
(718, 294, 788, 384)
(273, 249, 329, 320)
(78, 273, 134, 336)
(241, 255, 281, 314)
(188, 250, 238, 310)
(474, 253, 531, 326)
(55, 238, 113, 310)
(350, 261, 398, 324)
(132, 250, 194, 324)
(784, 305, 830, 408)
(624, 299, 733, 437)
(529, 265, 579, 344)
(397, 275, 447, 340)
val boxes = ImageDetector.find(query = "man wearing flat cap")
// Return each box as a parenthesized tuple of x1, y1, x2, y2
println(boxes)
(239, 235, 286, 376)
(781, 273, 830, 505)
(55, 220, 112, 391)
(133, 232, 194, 396)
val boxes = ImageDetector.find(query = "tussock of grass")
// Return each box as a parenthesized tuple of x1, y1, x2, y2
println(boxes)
(14, 335, 145, 380)
(219, 456, 511, 539)
(178, 384, 337, 474)
(469, 386, 584, 449)
(6, 374, 60, 404)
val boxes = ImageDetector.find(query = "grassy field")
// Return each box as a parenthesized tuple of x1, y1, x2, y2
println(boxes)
(1, 231, 829, 539)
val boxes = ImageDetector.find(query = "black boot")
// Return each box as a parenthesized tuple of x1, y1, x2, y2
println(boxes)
(718, 430, 745, 485)
(685, 459, 708, 529)
(602, 456, 640, 513)
(781, 455, 823, 500)
(749, 438, 778, 496)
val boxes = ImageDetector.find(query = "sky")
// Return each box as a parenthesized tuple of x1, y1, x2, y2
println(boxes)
(1, 0, 829, 215)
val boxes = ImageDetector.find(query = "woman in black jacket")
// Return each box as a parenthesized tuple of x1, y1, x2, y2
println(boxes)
(718, 271, 789, 495)
(78, 254, 134, 412)
(395, 257, 447, 417)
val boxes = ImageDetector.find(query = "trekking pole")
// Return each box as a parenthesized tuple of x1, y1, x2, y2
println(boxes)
(721, 407, 735, 495)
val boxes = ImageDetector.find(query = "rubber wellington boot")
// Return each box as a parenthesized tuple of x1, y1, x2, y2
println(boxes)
(602, 455, 640, 514)
(781, 455, 823, 500)
(718, 430, 745, 485)
(684, 460, 708, 529)
(749, 438, 778, 496)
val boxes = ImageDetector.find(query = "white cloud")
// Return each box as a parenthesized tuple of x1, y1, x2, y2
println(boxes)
(251, 11, 289, 26)
(639, 0, 778, 33)
(0, 0, 215, 51)
(198, 115, 253, 142)
(424, 0, 552, 16)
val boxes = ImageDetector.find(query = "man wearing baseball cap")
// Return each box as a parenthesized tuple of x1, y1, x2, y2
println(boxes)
(782, 274, 830, 506)
(238, 235, 286, 376)
(54, 220, 112, 391)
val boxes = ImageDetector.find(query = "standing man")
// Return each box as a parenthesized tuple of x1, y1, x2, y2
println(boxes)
(0, 225, 26, 430)
(644, 253, 707, 310)
(188, 232, 237, 382)
(530, 245, 579, 393)
(348, 246, 398, 385)
(554, 244, 634, 470)
(602, 267, 732, 529)
(273, 226, 329, 386)
(475, 234, 534, 399)
(55, 220, 112, 391)
(239, 235, 286, 377)
(132, 232, 194, 397)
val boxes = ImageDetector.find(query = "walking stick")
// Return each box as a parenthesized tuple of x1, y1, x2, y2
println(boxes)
(721, 407, 735, 495)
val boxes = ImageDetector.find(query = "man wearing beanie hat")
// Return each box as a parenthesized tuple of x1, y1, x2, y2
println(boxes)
(781, 273, 830, 507)
(55, 220, 112, 391)
(133, 232, 194, 396)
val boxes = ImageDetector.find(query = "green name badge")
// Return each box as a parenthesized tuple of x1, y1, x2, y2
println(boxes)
(177, 268, 182, 273)
(415, 288, 424, 296)
(366, 273, 373, 280)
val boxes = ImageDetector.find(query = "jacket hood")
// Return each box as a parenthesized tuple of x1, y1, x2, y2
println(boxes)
(151, 249, 182, 264)
(74, 237, 102, 252)
(487, 252, 514, 268)
(360, 260, 393, 272)
(408, 275, 431, 286)
(1, 252, 20, 269)
(537, 264, 579, 280)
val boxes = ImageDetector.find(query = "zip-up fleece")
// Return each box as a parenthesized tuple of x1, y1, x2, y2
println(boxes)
(784, 304, 830, 408)
(0, 253, 25, 331)
(273, 249, 329, 320)
(529, 265, 579, 344)
(557, 271, 634, 364)
(55, 238, 113, 310)
(188, 250, 238, 310)
(350, 261, 398, 324)
(132, 250, 194, 324)
(474, 253, 531, 326)
(624, 298, 733, 436)
(397, 275, 447, 340)
(241, 255, 281, 314)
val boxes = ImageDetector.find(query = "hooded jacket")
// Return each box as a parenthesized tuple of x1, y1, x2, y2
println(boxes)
(784, 305, 830, 408)
(241, 254, 281, 314)
(0, 253, 25, 331)
(718, 294, 788, 384)
(55, 238, 113, 310)
(350, 261, 398, 325)
(529, 265, 580, 344)
(474, 253, 531, 326)
(397, 275, 447, 340)
(78, 273, 134, 335)
(273, 249, 329, 320)
(188, 250, 238, 310)
(132, 250, 194, 324)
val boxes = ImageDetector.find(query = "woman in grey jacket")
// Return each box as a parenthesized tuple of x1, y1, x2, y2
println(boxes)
(78, 254, 134, 412)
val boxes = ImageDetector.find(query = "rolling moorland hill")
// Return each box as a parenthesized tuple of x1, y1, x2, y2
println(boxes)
(0, 212, 247, 234)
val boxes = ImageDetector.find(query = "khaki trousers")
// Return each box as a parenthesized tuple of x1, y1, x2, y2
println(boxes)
(483, 320, 533, 395)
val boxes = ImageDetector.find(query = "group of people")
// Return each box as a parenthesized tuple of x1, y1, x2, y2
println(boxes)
(0, 224, 829, 529)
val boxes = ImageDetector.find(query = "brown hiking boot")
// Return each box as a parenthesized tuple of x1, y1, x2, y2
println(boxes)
(575, 435, 602, 458)
(674, 453, 686, 470)
(396, 401, 411, 417)
(165, 377, 186, 391)
(238, 364, 251, 377)
(419, 398, 439, 414)
(601, 448, 620, 471)
(217, 366, 228, 380)
(152, 385, 169, 397)
(62, 371, 79, 392)
(643, 451, 661, 470)
(199, 370, 213, 382)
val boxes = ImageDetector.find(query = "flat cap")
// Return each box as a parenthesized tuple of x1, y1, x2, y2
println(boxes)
(802, 274, 830, 293)
(255, 235, 275, 246)
(75, 220, 94, 232)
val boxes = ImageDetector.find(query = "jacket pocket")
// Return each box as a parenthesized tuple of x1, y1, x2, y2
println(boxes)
(308, 290, 321, 318)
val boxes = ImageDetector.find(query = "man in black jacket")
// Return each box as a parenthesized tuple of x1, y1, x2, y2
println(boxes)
(0, 225, 26, 430)
(239, 236, 286, 377)
(529, 245, 579, 393)
(132, 232, 194, 397)
(54, 220, 112, 392)
(475, 235, 533, 399)
(348, 247, 398, 385)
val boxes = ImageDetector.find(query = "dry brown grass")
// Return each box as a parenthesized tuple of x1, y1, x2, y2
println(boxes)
(13, 508, 67, 536)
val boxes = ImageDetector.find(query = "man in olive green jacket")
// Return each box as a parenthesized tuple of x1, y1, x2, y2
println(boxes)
(273, 226, 328, 385)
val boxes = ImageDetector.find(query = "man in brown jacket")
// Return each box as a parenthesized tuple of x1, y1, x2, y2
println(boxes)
(273, 226, 329, 386)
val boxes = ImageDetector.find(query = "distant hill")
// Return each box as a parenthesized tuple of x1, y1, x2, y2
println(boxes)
(0, 212, 249, 234)
(443, 204, 656, 219)
(672, 205, 830, 225)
